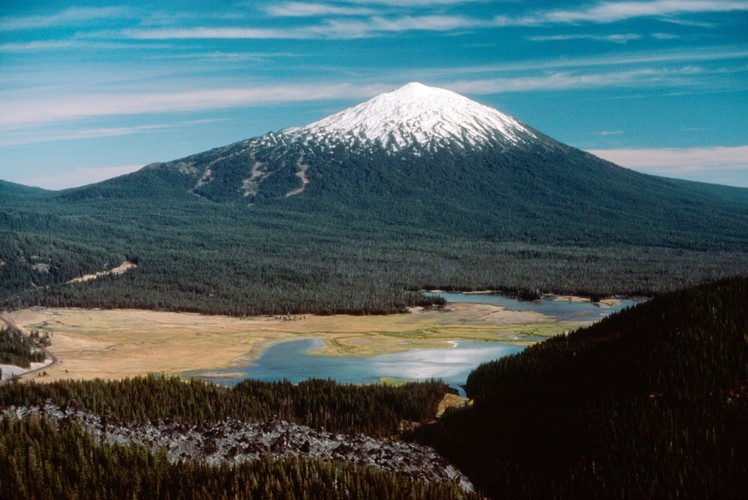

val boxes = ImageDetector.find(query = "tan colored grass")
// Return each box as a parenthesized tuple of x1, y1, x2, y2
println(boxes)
(8, 303, 577, 383)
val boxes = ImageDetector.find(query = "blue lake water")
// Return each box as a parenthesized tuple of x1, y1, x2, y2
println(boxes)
(199, 293, 641, 394)
(204, 338, 525, 396)
(431, 292, 639, 322)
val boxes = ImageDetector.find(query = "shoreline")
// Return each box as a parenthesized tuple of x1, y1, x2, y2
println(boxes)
(5, 303, 573, 383)
(0, 314, 59, 383)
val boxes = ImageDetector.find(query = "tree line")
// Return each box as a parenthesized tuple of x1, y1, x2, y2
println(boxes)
(0, 376, 448, 438)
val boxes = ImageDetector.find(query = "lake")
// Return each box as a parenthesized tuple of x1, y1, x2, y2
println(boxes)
(203, 338, 525, 395)
(432, 292, 638, 322)
(199, 293, 640, 394)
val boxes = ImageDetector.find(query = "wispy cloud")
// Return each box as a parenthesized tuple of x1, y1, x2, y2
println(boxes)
(96, 1, 748, 42)
(0, 40, 155, 53)
(528, 33, 642, 43)
(0, 7, 131, 30)
(0, 124, 170, 147)
(398, 47, 748, 83)
(448, 66, 706, 94)
(122, 27, 304, 40)
(511, 0, 748, 26)
(18, 165, 144, 191)
(342, 0, 480, 5)
(588, 145, 748, 174)
(122, 14, 487, 40)
(0, 83, 387, 128)
(265, 2, 376, 17)
(0, 60, 725, 131)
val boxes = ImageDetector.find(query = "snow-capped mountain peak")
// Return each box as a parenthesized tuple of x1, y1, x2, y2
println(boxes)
(285, 82, 535, 151)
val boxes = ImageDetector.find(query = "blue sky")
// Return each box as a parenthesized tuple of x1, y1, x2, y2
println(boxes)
(1, 0, 747, 189)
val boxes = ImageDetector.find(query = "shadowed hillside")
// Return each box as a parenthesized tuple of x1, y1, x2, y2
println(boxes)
(416, 276, 748, 498)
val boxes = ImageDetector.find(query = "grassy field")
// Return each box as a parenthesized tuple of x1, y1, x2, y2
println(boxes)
(7, 302, 582, 382)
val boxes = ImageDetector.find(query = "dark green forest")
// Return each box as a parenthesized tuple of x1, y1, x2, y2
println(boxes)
(2, 162, 748, 316)
(0, 377, 447, 437)
(417, 276, 748, 498)
(0, 326, 48, 368)
(0, 378, 467, 499)
(0, 417, 476, 500)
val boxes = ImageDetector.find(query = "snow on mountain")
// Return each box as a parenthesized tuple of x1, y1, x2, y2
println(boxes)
(284, 82, 536, 152)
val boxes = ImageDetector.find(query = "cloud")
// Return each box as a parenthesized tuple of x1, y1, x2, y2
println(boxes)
(122, 27, 304, 40)
(0, 124, 172, 147)
(265, 3, 376, 17)
(17, 165, 143, 191)
(0, 83, 387, 128)
(0, 61, 724, 132)
(399, 47, 748, 83)
(0, 6, 131, 30)
(651, 32, 681, 39)
(0, 40, 152, 53)
(342, 0, 480, 5)
(122, 14, 487, 40)
(0, 65, 703, 131)
(528, 33, 642, 43)
(447, 66, 705, 94)
(587, 145, 748, 174)
(518, 0, 748, 25)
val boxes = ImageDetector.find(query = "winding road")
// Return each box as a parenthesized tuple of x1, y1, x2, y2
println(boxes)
(0, 313, 59, 383)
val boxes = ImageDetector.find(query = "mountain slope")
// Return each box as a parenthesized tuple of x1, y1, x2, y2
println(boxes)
(67, 82, 748, 250)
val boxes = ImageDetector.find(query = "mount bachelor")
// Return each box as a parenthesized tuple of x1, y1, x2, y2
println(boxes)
(2, 83, 748, 315)
(60, 82, 746, 249)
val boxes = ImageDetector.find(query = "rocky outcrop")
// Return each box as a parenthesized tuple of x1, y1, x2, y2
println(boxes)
(4, 403, 473, 492)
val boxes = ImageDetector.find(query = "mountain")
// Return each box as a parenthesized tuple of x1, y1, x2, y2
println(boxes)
(2, 83, 747, 315)
(65, 82, 748, 249)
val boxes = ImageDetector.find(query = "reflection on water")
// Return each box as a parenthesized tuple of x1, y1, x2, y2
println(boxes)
(203, 338, 525, 396)
(199, 293, 641, 395)
(432, 292, 639, 322)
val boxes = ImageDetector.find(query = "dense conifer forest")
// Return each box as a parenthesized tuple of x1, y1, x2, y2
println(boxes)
(0, 326, 48, 368)
(2, 173, 747, 316)
(416, 276, 748, 498)
(0, 378, 464, 498)
(0, 417, 476, 499)
(0, 377, 447, 437)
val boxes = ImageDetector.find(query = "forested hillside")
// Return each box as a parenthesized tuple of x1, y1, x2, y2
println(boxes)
(0, 377, 447, 437)
(0, 378, 473, 498)
(0, 418, 475, 499)
(2, 170, 747, 316)
(416, 276, 748, 498)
